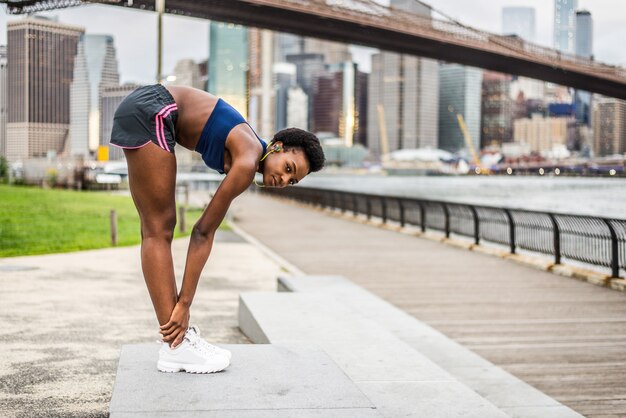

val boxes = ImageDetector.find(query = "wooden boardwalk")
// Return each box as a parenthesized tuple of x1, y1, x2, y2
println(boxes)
(233, 192, 626, 417)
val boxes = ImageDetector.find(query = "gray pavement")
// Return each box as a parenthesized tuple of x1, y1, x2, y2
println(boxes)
(0, 230, 284, 417)
(232, 191, 626, 417)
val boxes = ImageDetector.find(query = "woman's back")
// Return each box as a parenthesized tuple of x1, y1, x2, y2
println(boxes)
(165, 85, 218, 151)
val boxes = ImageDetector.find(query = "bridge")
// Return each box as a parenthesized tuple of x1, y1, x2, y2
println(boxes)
(2, 0, 626, 100)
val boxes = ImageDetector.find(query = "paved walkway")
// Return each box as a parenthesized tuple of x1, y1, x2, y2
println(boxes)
(0, 231, 283, 417)
(232, 191, 626, 417)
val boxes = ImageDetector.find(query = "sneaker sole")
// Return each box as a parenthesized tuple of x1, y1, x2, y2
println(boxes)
(157, 360, 229, 374)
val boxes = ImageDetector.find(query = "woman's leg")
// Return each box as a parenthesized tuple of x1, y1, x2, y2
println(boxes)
(123, 142, 179, 330)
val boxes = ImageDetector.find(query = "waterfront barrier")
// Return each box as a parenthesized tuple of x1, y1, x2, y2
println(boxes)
(261, 186, 626, 278)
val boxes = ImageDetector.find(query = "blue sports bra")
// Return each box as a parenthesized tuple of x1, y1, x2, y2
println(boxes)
(194, 98, 267, 174)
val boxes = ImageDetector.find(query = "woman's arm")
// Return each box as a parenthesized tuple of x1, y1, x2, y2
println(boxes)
(159, 160, 256, 347)
(180, 161, 256, 305)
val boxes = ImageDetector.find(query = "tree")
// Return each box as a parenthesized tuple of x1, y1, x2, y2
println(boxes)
(0, 156, 7, 182)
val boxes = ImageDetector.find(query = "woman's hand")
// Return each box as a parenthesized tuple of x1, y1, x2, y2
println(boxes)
(159, 301, 190, 348)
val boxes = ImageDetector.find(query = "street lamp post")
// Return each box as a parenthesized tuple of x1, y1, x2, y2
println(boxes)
(156, 0, 164, 84)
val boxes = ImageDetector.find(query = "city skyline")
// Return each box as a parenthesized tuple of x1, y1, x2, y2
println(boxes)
(0, 0, 624, 85)
(0, 1, 623, 163)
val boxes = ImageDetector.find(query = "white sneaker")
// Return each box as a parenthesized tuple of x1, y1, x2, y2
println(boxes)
(187, 325, 232, 361)
(157, 328, 230, 374)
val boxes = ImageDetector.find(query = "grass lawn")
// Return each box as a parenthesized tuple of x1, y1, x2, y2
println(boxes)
(0, 184, 225, 257)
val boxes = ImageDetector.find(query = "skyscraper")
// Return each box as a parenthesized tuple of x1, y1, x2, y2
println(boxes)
(501, 6, 543, 118)
(100, 84, 142, 161)
(274, 62, 296, 132)
(208, 22, 248, 117)
(302, 38, 352, 65)
(367, 0, 438, 156)
(513, 114, 573, 154)
(69, 38, 89, 157)
(69, 34, 119, 157)
(313, 62, 367, 146)
(274, 33, 302, 63)
(6, 17, 84, 162)
(166, 58, 205, 167)
(575, 10, 592, 58)
(285, 52, 325, 130)
(592, 98, 626, 157)
(274, 33, 352, 65)
(275, 32, 354, 132)
(574, 10, 593, 125)
(169, 59, 203, 90)
(248, 27, 275, 138)
(0, 46, 7, 159)
(287, 86, 309, 130)
(438, 64, 482, 153)
(502, 7, 536, 42)
(481, 71, 513, 149)
(554, 0, 578, 54)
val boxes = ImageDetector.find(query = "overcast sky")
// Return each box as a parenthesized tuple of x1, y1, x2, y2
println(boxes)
(0, 0, 623, 84)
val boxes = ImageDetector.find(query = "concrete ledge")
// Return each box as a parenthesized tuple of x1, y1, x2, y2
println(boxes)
(550, 264, 612, 287)
(324, 209, 345, 218)
(364, 219, 385, 227)
(609, 278, 626, 292)
(239, 291, 507, 417)
(570, 268, 611, 287)
(109, 343, 378, 417)
(420, 231, 447, 242)
(470, 245, 511, 258)
(238, 296, 270, 344)
(443, 237, 475, 250)
(240, 292, 453, 382)
(276, 275, 582, 417)
(505, 254, 554, 271)
(378, 223, 404, 232)
(400, 227, 424, 237)
(341, 212, 388, 229)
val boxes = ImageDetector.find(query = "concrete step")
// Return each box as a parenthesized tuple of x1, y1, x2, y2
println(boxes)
(277, 275, 583, 418)
(109, 343, 379, 417)
(239, 291, 508, 417)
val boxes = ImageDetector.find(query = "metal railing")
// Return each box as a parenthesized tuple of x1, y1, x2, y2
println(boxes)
(261, 186, 626, 279)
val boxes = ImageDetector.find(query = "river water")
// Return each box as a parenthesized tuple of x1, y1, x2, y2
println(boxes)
(299, 174, 626, 219)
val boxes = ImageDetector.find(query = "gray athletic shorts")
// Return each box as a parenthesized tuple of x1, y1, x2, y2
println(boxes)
(110, 84, 178, 154)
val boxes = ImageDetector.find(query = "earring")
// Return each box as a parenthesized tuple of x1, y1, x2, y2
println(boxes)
(260, 145, 281, 163)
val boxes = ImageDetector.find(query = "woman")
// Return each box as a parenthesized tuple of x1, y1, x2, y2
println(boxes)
(110, 83, 325, 373)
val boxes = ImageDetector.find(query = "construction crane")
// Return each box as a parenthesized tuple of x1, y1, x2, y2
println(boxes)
(450, 107, 490, 175)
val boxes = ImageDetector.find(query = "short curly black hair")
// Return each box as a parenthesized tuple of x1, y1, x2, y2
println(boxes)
(272, 127, 325, 173)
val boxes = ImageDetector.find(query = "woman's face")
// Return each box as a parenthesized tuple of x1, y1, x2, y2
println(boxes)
(261, 141, 310, 188)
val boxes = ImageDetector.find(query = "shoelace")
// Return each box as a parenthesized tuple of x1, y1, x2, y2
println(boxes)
(188, 339, 216, 357)
(201, 341, 223, 354)
(154, 328, 224, 355)
(188, 326, 224, 354)
(184, 329, 223, 357)
(193, 335, 223, 355)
